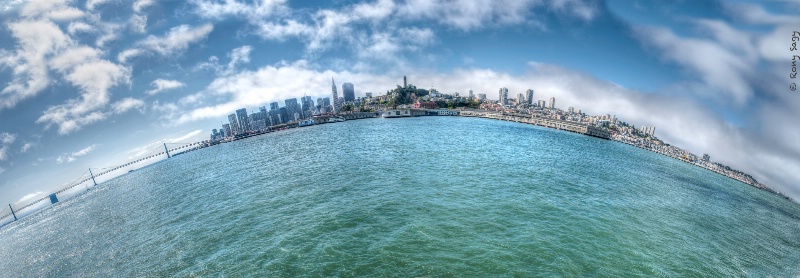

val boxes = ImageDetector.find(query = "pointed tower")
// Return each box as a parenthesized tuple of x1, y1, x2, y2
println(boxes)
(331, 77, 339, 114)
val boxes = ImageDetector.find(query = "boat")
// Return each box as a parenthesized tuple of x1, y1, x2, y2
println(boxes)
(299, 119, 315, 127)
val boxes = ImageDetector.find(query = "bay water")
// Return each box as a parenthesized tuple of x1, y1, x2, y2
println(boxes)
(1, 116, 798, 276)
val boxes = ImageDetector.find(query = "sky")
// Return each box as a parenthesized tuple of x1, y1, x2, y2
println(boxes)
(0, 0, 799, 205)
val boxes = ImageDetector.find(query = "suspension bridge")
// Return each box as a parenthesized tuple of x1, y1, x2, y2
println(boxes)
(0, 141, 208, 227)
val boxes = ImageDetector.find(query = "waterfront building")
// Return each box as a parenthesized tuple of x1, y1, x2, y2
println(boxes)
(279, 107, 289, 124)
(331, 78, 340, 113)
(222, 123, 231, 138)
(499, 87, 509, 105)
(343, 82, 355, 102)
(236, 108, 250, 132)
(414, 101, 436, 109)
(228, 113, 240, 135)
(285, 98, 300, 121)
(301, 96, 314, 116)
(526, 89, 534, 105)
(549, 97, 555, 109)
(251, 119, 266, 131)
(703, 154, 711, 162)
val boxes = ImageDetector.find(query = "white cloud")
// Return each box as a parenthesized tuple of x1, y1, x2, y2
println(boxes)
(111, 97, 145, 114)
(49, 46, 102, 73)
(634, 24, 755, 106)
(119, 23, 215, 62)
(0, 133, 18, 161)
(117, 49, 143, 64)
(67, 21, 94, 35)
(0, 167, 5, 175)
(85, 0, 111, 11)
(146, 79, 186, 95)
(20, 143, 34, 153)
(0, 132, 16, 145)
(133, 0, 155, 13)
(168, 129, 203, 143)
(0, 20, 72, 111)
(17, 191, 44, 203)
(129, 14, 148, 33)
(190, 0, 288, 20)
(57, 144, 97, 164)
(20, 0, 68, 18)
(37, 59, 132, 134)
(46, 7, 85, 21)
(194, 45, 252, 75)
(0, 146, 8, 161)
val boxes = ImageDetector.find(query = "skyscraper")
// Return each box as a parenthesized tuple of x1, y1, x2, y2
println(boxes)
(236, 108, 250, 132)
(403, 76, 407, 88)
(270, 102, 279, 111)
(331, 77, 340, 113)
(285, 98, 300, 122)
(549, 97, 555, 109)
(525, 89, 534, 105)
(279, 107, 289, 124)
(342, 82, 355, 102)
(517, 93, 525, 104)
(301, 95, 314, 115)
(228, 113, 240, 135)
(498, 87, 509, 105)
(222, 124, 231, 137)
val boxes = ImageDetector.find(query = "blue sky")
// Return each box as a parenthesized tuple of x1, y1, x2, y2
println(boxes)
(1, 0, 799, 205)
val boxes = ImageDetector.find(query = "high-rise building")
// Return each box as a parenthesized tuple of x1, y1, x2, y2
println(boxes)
(342, 82, 355, 102)
(270, 102, 279, 111)
(478, 93, 487, 100)
(525, 89, 534, 105)
(222, 123, 231, 137)
(228, 113, 240, 135)
(285, 98, 300, 122)
(538, 100, 545, 108)
(301, 95, 314, 116)
(549, 97, 555, 109)
(702, 154, 711, 162)
(498, 87, 509, 105)
(469, 90, 474, 99)
(568, 106, 575, 114)
(279, 107, 289, 124)
(331, 77, 340, 113)
(236, 108, 250, 132)
(640, 126, 656, 136)
(404, 76, 407, 88)
(365, 92, 372, 98)
(517, 93, 525, 104)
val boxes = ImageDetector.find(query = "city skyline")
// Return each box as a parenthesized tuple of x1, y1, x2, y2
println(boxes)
(0, 0, 799, 205)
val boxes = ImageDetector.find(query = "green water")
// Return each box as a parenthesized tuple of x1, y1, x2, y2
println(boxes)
(1, 116, 798, 276)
